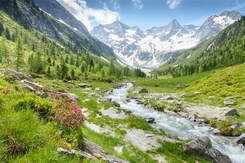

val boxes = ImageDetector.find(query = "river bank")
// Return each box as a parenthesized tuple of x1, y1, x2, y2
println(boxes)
(106, 82, 245, 163)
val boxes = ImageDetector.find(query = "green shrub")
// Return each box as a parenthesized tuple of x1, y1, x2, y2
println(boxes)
(14, 97, 53, 119)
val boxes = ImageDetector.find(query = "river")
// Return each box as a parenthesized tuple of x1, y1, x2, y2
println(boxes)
(107, 83, 245, 163)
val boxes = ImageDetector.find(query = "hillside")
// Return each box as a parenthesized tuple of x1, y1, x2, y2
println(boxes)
(155, 15, 245, 77)
(0, 0, 116, 58)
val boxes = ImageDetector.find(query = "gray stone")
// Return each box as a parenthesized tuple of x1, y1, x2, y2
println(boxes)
(67, 81, 74, 85)
(208, 96, 215, 99)
(40, 92, 49, 98)
(224, 108, 237, 116)
(146, 117, 155, 123)
(194, 91, 200, 95)
(166, 96, 173, 100)
(5, 69, 25, 80)
(20, 84, 36, 92)
(78, 83, 92, 88)
(230, 122, 242, 129)
(183, 136, 212, 156)
(235, 133, 245, 146)
(240, 104, 245, 109)
(95, 88, 101, 91)
(213, 129, 222, 135)
(224, 100, 235, 106)
(205, 148, 232, 163)
(180, 93, 188, 97)
(183, 137, 232, 163)
(139, 89, 148, 93)
(67, 93, 79, 102)
(21, 79, 44, 91)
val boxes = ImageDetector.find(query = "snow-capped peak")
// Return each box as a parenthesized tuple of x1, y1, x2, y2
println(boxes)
(91, 10, 242, 69)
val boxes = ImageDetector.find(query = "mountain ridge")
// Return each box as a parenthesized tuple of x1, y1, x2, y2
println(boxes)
(91, 10, 242, 69)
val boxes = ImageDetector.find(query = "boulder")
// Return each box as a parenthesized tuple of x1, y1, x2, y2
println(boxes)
(112, 101, 120, 107)
(224, 100, 235, 106)
(5, 69, 25, 80)
(67, 81, 75, 85)
(136, 99, 144, 105)
(126, 99, 131, 102)
(20, 84, 36, 92)
(194, 91, 200, 95)
(166, 96, 173, 100)
(40, 92, 49, 98)
(230, 122, 242, 129)
(183, 137, 232, 163)
(139, 89, 148, 94)
(67, 93, 79, 102)
(95, 88, 101, 91)
(183, 136, 212, 156)
(208, 96, 215, 99)
(78, 83, 92, 88)
(205, 148, 232, 163)
(240, 104, 245, 109)
(146, 117, 155, 123)
(235, 133, 245, 146)
(21, 79, 44, 91)
(213, 129, 222, 135)
(224, 108, 237, 116)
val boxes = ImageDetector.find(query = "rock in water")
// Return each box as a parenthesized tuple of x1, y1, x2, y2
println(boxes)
(139, 89, 148, 93)
(183, 136, 232, 163)
(146, 117, 155, 123)
(183, 136, 212, 156)
(205, 148, 232, 163)
(235, 133, 245, 146)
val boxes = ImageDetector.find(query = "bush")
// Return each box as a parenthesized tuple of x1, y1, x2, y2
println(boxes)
(14, 97, 53, 119)
(49, 93, 85, 148)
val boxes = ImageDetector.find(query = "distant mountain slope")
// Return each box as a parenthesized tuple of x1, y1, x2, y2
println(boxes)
(155, 15, 245, 77)
(0, 0, 115, 58)
(91, 10, 242, 68)
(33, 0, 89, 35)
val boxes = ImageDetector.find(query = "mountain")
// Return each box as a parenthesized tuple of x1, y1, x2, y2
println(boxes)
(193, 10, 242, 42)
(0, 0, 115, 58)
(155, 15, 245, 77)
(33, 0, 89, 35)
(91, 10, 242, 69)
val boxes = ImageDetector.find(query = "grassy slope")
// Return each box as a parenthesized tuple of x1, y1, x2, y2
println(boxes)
(133, 71, 213, 93)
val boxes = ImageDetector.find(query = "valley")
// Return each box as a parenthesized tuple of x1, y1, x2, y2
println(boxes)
(0, 0, 244, 163)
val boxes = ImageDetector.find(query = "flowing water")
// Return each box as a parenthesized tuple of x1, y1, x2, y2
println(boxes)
(107, 83, 245, 163)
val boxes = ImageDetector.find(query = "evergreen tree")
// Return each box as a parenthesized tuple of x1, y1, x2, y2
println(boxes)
(15, 39, 24, 72)
(108, 59, 115, 76)
(59, 62, 68, 79)
(70, 69, 75, 80)
(0, 23, 4, 36)
(4, 27, 11, 40)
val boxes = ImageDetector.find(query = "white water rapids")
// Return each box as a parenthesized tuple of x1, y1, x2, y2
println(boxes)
(107, 83, 245, 163)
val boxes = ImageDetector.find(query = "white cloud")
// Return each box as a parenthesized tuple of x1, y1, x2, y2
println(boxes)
(57, 0, 120, 31)
(166, 0, 182, 9)
(230, 0, 245, 10)
(132, 0, 144, 10)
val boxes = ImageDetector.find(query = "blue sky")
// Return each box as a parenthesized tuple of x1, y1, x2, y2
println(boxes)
(57, 0, 245, 31)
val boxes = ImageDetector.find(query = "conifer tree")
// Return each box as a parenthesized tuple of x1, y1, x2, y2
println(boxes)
(15, 39, 24, 72)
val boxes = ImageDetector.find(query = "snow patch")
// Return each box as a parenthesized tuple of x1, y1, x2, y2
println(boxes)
(100, 56, 109, 62)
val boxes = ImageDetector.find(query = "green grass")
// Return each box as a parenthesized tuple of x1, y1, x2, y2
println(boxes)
(0, 78, 83, 162)
(82, 126, 157, 163)
(185, 64, 245, 106)
(132, 71, 213, 93)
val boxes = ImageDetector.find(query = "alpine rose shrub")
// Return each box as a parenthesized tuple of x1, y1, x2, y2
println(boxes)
(49, 92, 85, 130)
